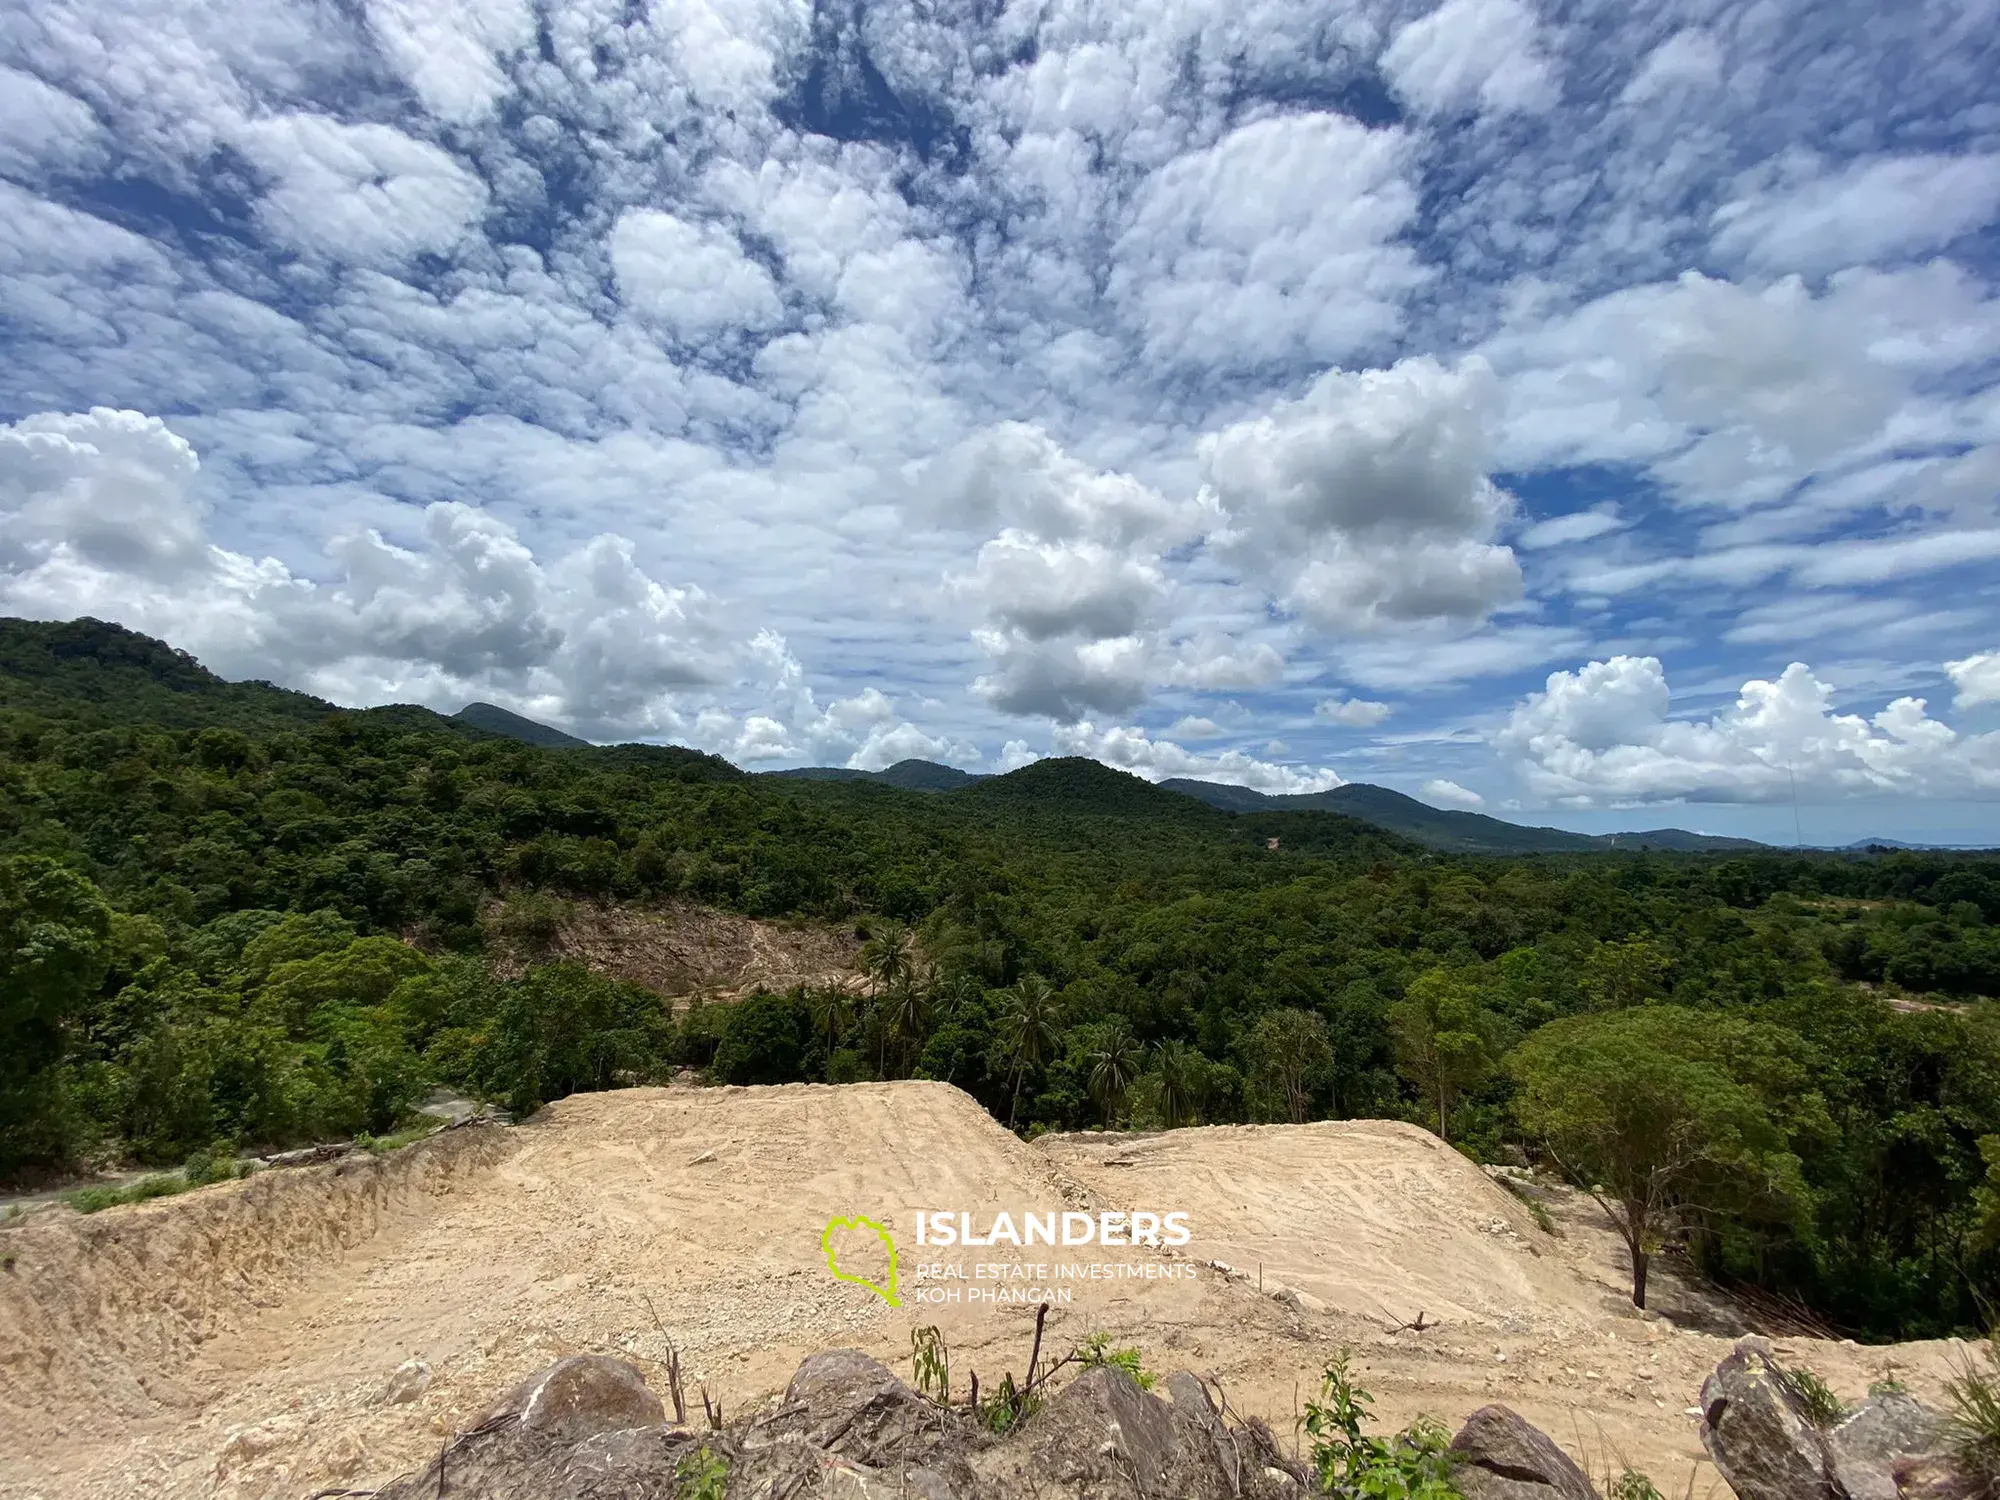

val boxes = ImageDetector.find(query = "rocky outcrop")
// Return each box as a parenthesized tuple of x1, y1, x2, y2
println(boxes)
(1828, 1392, 1951, 1500)
(1450, 1404, 1600, 1500)
(1699, 1338, 1848, 1500)
(376, 1350, 1301, 1499)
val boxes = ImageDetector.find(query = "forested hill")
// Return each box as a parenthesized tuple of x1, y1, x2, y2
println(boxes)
(7, 615, 2000, 1341)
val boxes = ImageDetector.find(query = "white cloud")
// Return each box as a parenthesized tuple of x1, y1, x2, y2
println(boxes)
(0, 67, 105, 178)
(0, 408, 735, 739)
(1164, 636, 1284, 691)
(1618, 29, 1723, 105)
(1712, 153, 2000, 276)
(1111, 113, 1427, 373)
(1053, 721, 1343, 794)
(1202, 355, 1521, 632)
(1421, 778, 1485, 809)
(612, 210, 784, 342)
(957, 533, 1166, 642)
(918, 422, 1195, 548)
(1517, 506, 1624, 550)
(363, 0, 533, 124)
(1168, 715, 1225, 739)
(1316, 695, 1392, 727)
(1381, 0, 1560, 119)
(1497, 655, 2000, 804)
(237, 115, 489, 268)
(1948, 652, 2000, 710)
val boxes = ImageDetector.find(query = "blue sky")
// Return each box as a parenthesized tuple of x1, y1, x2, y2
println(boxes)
(2, 0, 1999, 840)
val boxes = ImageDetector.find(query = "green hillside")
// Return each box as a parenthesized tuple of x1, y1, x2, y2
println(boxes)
(455, 702, 590, 748)
(4, 616, 2000, 1340)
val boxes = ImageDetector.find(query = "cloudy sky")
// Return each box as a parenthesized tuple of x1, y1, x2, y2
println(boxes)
(2, 0, 1999, 841)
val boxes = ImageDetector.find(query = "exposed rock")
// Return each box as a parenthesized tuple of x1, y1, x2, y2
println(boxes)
(487, 1354, 666, 1440)
(1894, 1451, 1991, 1500)
(379, 1356, 431, 1405)
(1698, 1341, 1846, 1500)
(1450, 1404, 1600, 1500)
(1827, 1392, 1950, 1500)
(376, 1351, 1297, 1500)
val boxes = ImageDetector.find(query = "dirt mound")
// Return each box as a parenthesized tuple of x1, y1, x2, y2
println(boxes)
(1038, 1120, 1596, 1331)
(0, 1084, 1970, 1500)
(487, 899, 862, 997)
(0, 1123, 514, 1436)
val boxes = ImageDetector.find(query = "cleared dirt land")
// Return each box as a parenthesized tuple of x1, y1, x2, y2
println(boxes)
(0, 1082, 1970, 1499)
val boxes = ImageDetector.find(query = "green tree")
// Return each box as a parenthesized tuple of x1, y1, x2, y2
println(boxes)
(1510, 1006, 1809, 1308)
(1151, 1039, 1204, 1128)
(1581, 938, 1671, 1010)
(1387, 969, 1498, 1143)
(0, 856, 112, 1168)
(997, 974, 1063, 1127)
(1088, 1019, 1143, 1127)
(1250, 1007, 1334, 1124)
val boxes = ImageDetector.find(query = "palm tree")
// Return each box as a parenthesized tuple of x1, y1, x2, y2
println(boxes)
(1088, 1020, 1143, 1128)
(998, 974, 1062, 1127)
(861, 921, 918, 1073)
(1152, 1039, 1202, 1128)
(806, 984, 853, 1057)
(861, 920, 916, 997)
(891, 961, 936, 1074)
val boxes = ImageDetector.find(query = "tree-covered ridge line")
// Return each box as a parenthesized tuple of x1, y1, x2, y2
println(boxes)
(5, 616, 2000, 1341)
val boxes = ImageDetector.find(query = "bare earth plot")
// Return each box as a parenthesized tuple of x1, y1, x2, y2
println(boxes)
(0, 1082, 1970, 1499)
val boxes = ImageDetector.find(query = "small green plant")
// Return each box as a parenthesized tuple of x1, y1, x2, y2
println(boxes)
(1868, 1375, 1906, 1397)
(1077, 1330, 1155, 1390)
(911, 1325, 950, 1404)
(673, 1444, 729, 1500)
(1775, 1364, 1845, 1428)
(976, 1371, 1041, 1434)
(1608, 1470, 1664, 1500)
(1303, 1351, 1461, 1500)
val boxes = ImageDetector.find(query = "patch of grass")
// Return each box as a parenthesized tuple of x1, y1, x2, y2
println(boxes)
(356, 1123, 441, 1154)
(1077, 1330, 1155, 1391)
(1946, 1333, 2000, 1483)
(1775, 1364, 1845, 1428)
(1868, 1375, 1907, 1397)
(66, 1173, 190, 1214)
(1496, 1175, 1560, 1237)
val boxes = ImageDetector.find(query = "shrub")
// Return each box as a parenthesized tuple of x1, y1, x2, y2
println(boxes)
(1303, 1351, 1461, 1500)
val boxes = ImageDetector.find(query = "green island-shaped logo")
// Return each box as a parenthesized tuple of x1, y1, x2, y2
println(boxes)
(821, 1214, 901, 1307)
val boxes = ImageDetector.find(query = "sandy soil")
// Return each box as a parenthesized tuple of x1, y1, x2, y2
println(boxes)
(485, 898, 863, 998)
(0, 1083, 1972, 1500)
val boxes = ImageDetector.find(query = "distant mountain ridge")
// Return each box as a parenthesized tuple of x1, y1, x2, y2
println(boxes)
(3, 616, 1764, 855)
(454, 701, 589, 748)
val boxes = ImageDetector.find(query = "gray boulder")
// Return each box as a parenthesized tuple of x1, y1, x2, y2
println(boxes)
(1698, 1341, 1846, 1500)
(1827, 1392, 1950, 1500)
(1450, 1405, 1600, 1500)
(489, 1354, 667, 1440)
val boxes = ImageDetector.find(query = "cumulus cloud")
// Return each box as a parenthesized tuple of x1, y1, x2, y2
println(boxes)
(1052, 722, 1343, 794)
(363, 0, 532, 124)
(1111, 113, 1427, 373)
(1948, 652, 2000, 710)
(1381, 0, 1560, 119)
(1316, 695, 1392, 727)
(1712, 153, 2000, 276)
(1497, 656, 2000, 804)
(1421, 779, 1485, 809)
(612, 210, 785, 342)
(1202, 356, 1521, 632)
(0, 408, 733, 739)
(237, 115, 489, 267)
